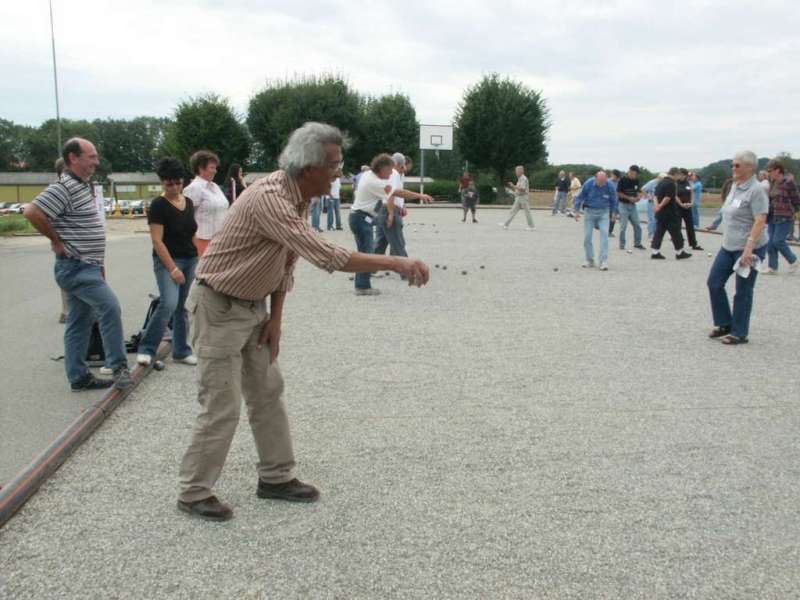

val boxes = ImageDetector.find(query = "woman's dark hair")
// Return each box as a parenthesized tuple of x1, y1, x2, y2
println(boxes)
(370, 153, 394, 174)
(226, 163, 244, 184)
(767, 158, 785, 175)
(189, 150, 220, 175)
(156, 157, 186, 181)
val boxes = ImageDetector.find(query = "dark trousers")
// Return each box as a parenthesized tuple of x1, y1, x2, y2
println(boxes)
(348, 211, 375, 290)
(679, 207, 698, 248)
(375, 206, 407, 257)
(707, 245, 766, 339)
(651, 212, 684, 251)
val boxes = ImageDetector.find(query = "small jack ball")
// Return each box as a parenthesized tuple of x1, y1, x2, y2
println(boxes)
(707, 252, 712, 257)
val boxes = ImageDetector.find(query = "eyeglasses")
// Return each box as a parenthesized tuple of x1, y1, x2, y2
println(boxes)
(325, 160, 344, 171)
(732, 163, 742, 168)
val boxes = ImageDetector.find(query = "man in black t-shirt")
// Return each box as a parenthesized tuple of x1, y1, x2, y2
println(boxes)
(651, 167, 691, 259)
(675, 168, 703, 250)
(617, 165, 645, 250)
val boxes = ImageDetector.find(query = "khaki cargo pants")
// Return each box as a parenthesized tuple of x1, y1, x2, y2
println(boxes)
(178, 282, 295, 503)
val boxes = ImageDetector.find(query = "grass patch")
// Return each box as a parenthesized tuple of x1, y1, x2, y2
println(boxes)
(0, 214, 36, 236)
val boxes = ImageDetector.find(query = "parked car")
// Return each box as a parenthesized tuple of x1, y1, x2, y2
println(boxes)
(0, 202, 11, 215)
(118, 200, 130, 214)
(130, 200, 145, 215)
(8, 203, 23, 214)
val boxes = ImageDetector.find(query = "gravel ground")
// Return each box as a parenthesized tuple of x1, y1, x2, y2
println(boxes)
(2, 209, 799, 599)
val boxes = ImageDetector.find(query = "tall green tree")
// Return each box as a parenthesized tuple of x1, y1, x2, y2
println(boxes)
(94, 116, 171, 172)
(247, 75, 364, 170)
(356, 94, 417, 166)
(454, 74, 549, 184)
(25, 119, 98, 171)
(161, 94, 250, 183)
(0, 119, 30, 170)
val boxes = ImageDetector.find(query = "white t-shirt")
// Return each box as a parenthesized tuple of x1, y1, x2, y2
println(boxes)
(387, 169, 405, 208)
(330, 177, 341, 199)
(351, 170, 390, 216)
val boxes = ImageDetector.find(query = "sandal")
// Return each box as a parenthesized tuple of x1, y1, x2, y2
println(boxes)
(720, 335, 748, 345)
(708, 326, 730, 339)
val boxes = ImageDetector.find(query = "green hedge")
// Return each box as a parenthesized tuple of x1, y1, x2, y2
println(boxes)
(0, 214, 35, 236)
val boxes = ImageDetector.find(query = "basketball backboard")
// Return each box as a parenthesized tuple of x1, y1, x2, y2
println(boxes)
(419, 124, 453, 151)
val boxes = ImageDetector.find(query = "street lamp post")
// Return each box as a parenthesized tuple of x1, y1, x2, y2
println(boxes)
(49, 0, 62, 154)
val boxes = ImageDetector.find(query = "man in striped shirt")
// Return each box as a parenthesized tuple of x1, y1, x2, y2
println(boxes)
(177, 122, 430, 522)
(24, 138, 134, 391)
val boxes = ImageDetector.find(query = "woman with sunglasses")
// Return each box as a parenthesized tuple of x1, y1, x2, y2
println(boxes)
(706, 151, 770, 345)
(136, 157, 199, 366)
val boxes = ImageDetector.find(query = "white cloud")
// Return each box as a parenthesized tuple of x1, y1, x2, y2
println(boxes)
(1, 0, 798, 170)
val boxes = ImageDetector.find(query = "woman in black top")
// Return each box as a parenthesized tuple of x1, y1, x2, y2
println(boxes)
(224, 163, 246, 205)
(136, 157, 199, 366)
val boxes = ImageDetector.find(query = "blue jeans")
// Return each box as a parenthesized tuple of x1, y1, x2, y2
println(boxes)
(618, 203, 642, 248)
(138, 255, 198, 358)
(767, 220, 797, 270)
(54, 257, 128, 384)
(646, 200, 656, 237)
(707, 245, 767, 339)
(326, 196, 342, 230)
(552, 191, 567, 214)
(310, 201, 321, 231)
(583, 207, 610, 264)
(692, 201, 701, 228)
(349, 211, 375, 289)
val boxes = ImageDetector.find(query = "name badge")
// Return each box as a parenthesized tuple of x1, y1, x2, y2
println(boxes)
(365, 216, 373, 224)
(732, 198, 742, 209)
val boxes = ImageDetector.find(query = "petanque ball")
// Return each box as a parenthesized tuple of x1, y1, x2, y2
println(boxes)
(462, 270, 467, 275)
(480, 265, 485, 269)
(442, 266, 447, 270)
(553, 267, 559, 272)
(153, 361, 166, 371)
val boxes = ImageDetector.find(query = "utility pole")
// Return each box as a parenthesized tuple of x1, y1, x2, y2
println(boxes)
(49, 0, 62, 153)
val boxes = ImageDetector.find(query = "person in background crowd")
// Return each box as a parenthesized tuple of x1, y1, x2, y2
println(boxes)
(325, 176, 343, 231)
(641, 173, 664, 239)
(651, 168, 692, 260)
(501, 165, 534, 231)
(553, 170, 569, 215)
(607, 169, 620, 237)
(676, 168, 703, 251)
(706, 177, 734, 232)
(574, 170, 618, 270)
(24, 138, 134, 391)
(616, 165, 645, 250)
(349, 153, 395, 296)
(309, 196, 323, 232)
(707, 151, 769, 345)
(135, 157, 199, 367)
(691, 172, 703, 228)
(183, 150, 228, 256)
(223, 163, 246, 206)
(566, 171, 581, 217)
(763, 158, 799, 274)
(459, 171, 479, 223)
(757, 170, 770, 192)
(176, 123, 430, 521)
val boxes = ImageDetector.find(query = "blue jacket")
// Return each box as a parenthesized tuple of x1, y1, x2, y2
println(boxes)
(574, 177, 619, 213)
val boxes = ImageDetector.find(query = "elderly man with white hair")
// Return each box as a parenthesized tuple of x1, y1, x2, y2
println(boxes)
(573, 170, 619, 270)
(706, 150, 769, 345)
(176, 123, 430, 522)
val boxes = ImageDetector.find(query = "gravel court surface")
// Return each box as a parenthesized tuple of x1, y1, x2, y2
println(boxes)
(1, 208, 799, 599)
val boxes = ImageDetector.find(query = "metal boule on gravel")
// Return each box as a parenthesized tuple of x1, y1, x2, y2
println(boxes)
(153, 361, 166, 371)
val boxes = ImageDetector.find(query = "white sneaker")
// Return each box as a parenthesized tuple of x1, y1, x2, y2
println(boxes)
(762, 267, 776, 275)
(136, 353, 152, 366)
(599, 262, 609, 271)
(498, 223, 508, 229)
(99, 366, 113, 375)
(525, 227, 534, 231)
(174, 355, 198, 365)
(788, 261, 799, 274)
(582, 261, 595, 269)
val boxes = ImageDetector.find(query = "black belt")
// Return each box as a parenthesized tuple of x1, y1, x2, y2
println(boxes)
(352, 209, 375, 218)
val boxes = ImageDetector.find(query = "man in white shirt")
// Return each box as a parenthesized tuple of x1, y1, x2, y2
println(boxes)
(349, 154, 394, 295)
(501, 165, 534, 230)
(375, 153, 433, 256)
(325, 176, 343, 230)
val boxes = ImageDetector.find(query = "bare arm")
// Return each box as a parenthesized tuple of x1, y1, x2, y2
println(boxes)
(740, 214, 768, 267)
(23, 204, 65, 255)
(341, 252, 429, 286)
(149, 223, 185, 284)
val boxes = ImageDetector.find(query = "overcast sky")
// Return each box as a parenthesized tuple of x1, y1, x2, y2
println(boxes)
(2, 0, 798, 171)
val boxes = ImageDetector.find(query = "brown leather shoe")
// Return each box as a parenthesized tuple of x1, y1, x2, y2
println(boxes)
(256, 478, 320, 503)
(177, 495, 233, 521)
